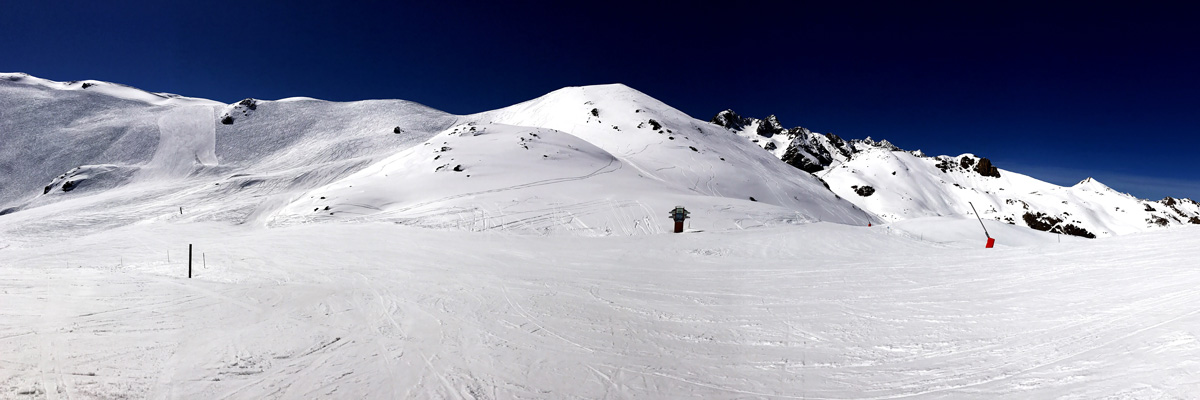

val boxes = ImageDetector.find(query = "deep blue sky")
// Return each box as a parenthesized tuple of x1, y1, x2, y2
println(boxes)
(4, 1, 1198, 199)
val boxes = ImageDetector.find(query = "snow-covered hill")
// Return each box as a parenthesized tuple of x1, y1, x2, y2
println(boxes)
(0, 74, 874, 238)
(714, 110, 1200, 237)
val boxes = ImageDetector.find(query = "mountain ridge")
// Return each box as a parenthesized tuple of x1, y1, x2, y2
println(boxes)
(2, 72, 1196, 239)
(0, 74, 874, 238)
(712, 110, 1200, 237)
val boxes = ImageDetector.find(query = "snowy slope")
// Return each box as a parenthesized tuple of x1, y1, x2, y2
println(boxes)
(2, 219, 1198, 398)
(715, 110, 1200, 237)
(821, 149, 1200, 237)
(268, 85, 879, 235)
(1, 75, 874, 238)
(0, 73, 462, 234)
(471, 85, 875, 228)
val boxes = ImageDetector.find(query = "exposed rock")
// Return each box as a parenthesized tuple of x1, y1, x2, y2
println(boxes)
(857, 137, 901, 151)
(960, 156, 975, 170)
(815, 176, 831, 191)
(853, 185, 875, 197)
(1058, 224, 1096, 239)
(710, 110, 749, 130)
(238, 98, 258, 110)
(221, 115, 234, 125)
(780, 145, 824, 173)
(756, 115, 784, 137)
(935, 158, 956, 173)
(975, 157, 1001, 177)
(1023, 212, 1095, 238)
(1189, 217, 1200, 224)
(1023, 212, 1062, 232)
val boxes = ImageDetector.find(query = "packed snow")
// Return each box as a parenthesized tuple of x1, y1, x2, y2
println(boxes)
(2, 74, 1198, 398)
(3, 222, 1198, 398)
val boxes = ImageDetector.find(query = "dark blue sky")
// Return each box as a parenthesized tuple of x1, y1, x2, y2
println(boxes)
(4, 1, 1198, 199)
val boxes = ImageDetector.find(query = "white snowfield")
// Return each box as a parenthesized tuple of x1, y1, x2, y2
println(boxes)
(2, 223, 1198, 399)
(2, 73, 1199, 398)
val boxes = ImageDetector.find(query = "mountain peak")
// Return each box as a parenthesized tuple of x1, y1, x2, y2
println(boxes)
(710, 109, 751, 130)
(1073, 177, 1113, 192)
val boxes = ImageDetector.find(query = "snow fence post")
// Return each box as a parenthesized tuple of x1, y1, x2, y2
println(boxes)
(188, 244, 193, 279)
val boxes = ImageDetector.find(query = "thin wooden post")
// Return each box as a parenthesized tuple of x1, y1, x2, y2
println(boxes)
(188, 244, 193, 279)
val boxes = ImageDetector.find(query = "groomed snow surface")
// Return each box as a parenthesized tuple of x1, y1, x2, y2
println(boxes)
(2, 222, 1198, 399)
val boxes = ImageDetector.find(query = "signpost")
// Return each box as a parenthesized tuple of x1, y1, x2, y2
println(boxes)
(669, 206, 690, 233)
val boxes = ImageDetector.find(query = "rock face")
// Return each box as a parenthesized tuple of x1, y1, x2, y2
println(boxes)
(1022, 212, 1096, 238)
(853, 185, 875, 197)
(975, 157, 1001, 177)
(712, 110, 903, 174)
(756, 115, 784, 137)
(710, 109, 751, 131)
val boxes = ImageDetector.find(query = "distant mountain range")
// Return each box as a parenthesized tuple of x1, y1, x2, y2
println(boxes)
(2, 72, 1195, 238)
(711, 110, 1200, 237)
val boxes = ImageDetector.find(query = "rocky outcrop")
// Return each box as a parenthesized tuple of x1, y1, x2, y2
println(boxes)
(714, 110, 890, 174)
(710, 109, 750, 131)
(935, 155, 999, 177)
(853, 185, 875, 197)
(1023, 212, 1095, 238)
(756, 115, 784, 137)
(975, 157, 1001, 177)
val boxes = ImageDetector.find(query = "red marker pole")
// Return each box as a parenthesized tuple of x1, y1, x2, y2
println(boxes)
(969, 202, 994, 248)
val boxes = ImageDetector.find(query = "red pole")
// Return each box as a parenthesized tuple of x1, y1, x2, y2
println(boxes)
(969, 202, 994, 248)
(674, 221, 684, 233)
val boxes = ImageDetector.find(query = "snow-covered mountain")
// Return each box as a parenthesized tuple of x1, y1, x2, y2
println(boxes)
(0, 73, 874, 238)
(6, 73, 1200, 399)
(4, 72, 1195, 240)
(714, 110, 1200, 237)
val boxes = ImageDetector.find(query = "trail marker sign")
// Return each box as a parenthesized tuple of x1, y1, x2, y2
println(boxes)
(669, 206, 690, 233)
